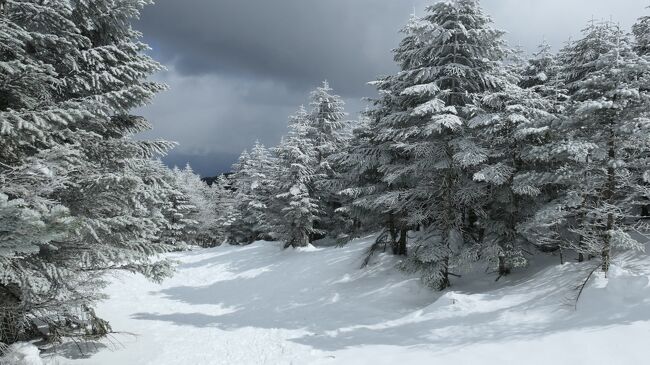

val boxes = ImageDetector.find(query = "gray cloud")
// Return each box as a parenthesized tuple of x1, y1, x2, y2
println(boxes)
(136, 0, 648, 176)
(138, 0, 414, 97)
(485, 0, 647, 51)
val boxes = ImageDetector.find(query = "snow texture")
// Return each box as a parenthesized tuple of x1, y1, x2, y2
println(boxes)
(1, 343, 44, 365)
(51, 236, 650, 365)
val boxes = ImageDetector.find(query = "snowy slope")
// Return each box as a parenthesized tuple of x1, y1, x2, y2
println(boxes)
(49, 236, 650, 365)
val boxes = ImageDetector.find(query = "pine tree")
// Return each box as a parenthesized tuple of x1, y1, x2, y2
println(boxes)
(328, 114, 370, 242)
(172, 165, 221, 247)
(470, 74, 556, 276)
(306, 81, 347, 168)
(270, 107, 321, 248)
(247, 141, 276, 240)
(1, 0, 179, 346)
(633, 10, 650, 220)
(225, 150, 255, 244)
(558, 21, 649, 272)
(211, 174, 237, 246)
(226, 143, 275, 244)
(159, 166, 197, 248)
(306, 81, 350, 240)
(520, 40, 566, 105)
(633, 9, 650, 56)
(359, 0, 509, 289)
(1, 0, 97, 345)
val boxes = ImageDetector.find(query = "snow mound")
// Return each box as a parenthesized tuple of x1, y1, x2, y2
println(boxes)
(1, 343, 44, 365)
(54, 236, 650, 365)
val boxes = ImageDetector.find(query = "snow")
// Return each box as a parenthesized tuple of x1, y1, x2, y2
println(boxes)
(1, 343, 44, 365)
(50, 236, 650, 365)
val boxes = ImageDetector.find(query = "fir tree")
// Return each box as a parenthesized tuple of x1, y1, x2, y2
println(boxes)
(520, 39, 567, 108)
(211, 174, 237, 246)
(306, 81, 350, 240)
(559, 21, 649, 272)
(271, 107, 321, 248)
(633, 9, 650, 56)
(470, 76, 556, 276)
(361, 0, 509, 289)
(226, 142, 275, 244)
(0, 0, 97, 345)
(172, 165, 220, 247)
(1, 0, 179, 346)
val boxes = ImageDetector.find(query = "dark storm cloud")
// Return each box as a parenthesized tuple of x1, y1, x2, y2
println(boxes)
(136, 0, 647, 176)
(137, 0, 415, 97)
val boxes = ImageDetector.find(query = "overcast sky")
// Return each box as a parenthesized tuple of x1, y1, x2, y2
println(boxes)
(136, 0, 647, 176)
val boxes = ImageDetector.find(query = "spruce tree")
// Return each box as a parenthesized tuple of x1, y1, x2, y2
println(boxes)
(360, 0, 509, 289)
(633, 9, 650, 56)
(1, 0, 97, 345)
(470, 76, 556, 276)
(306, 81, 349, 240)
(172, 165, 221, 247)
(271, 107, 321, 248)
(559, 21, 649, 271)
(211, 174, 237, 246)
(520, 40, 566, 105)
(1, 0, 179, 346)
(226, 142, 275, 244)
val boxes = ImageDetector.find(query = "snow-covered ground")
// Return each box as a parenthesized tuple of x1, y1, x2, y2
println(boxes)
(45, 235, 650, 365)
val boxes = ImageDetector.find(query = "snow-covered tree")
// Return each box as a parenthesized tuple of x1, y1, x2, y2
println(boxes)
(226, 142, 275, 244)
(470, 77, 556, 276)
(224, 150, 255, 244)
(306, 81, 348, 167)
(211, 174, 237, 245)
(520, 40, 568, 109)
(330, 113, 374, 241)
(633, 9, 650, 56)
(358, 0, 508, 289)
(305, 81, 350, 239)
(633, 12, 650, 220)
(270, 107, 321, 248)
(0, 0, 95, 346)
(172, 165, 221, 247)
(557, 21, 650, 272)
(157, 166, 198, 248)
(1, 0, 179, 346)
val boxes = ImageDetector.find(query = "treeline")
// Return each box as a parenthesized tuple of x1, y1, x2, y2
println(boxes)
(214, 0, 650, 291)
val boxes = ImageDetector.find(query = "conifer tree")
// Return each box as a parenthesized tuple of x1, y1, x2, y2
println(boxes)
(226, 142, 275, 244)
(306, 81, 349, 239)
(226, 150, 255, 244)
(359, 0, 509, 289)
(1, 0, 98, 345)
(633, 11, 650, 220)
(558, 21, 649, 271)
(271, 107, 321, 248)
(633, 10, 650, 56)
(211, 174, 237, 245)
(470, 78, 556, 276)
(1, 0, 179, 345)
(173, 165, 221, 247)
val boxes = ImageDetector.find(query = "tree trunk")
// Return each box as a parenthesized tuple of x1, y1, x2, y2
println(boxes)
(388, 214, 399, 255)
(438, 255, 451, 291)
(498, 256, 510, 276)
(577, 154, 590, 263)
(602, 119, 616, 274)
(397, 228, 408, 256)
(602, 213, 613, 273)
